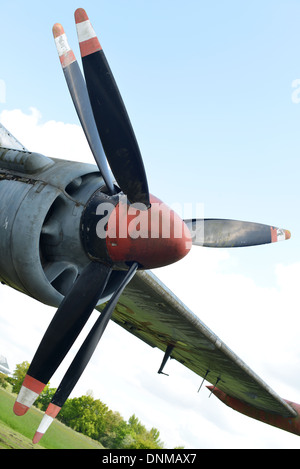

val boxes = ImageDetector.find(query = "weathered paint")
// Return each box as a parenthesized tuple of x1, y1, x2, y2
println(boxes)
(271, 226, 291, 243)
(53, 24, 76, 68)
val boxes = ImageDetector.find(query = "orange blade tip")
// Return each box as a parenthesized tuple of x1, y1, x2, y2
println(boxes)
(13, 401, 29, 416)
(52, 23, 65, 38)
(33, 432, 43, 444)
(74, 8, 89, 23)
(285, 229, 291, 240)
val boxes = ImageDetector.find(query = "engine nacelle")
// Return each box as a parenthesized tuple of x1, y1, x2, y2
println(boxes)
(0, 148, 122, 307)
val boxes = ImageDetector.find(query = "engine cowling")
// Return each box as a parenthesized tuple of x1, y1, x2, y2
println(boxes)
(0, 150, 121, 307)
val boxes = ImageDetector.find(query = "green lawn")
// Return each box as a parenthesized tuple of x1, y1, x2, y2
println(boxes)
(0, 388, 104, 449)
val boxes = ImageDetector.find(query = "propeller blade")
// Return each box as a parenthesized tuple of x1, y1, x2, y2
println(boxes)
(52, 23, 115, 195)
(13, 262, 112, 416)
(184, 219, 291, 248)
(32, 262, 138, 444)
(74, 8, 150, 208)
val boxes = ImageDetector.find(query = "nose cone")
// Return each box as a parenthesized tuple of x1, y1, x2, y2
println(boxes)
(106, 195, 192, 269)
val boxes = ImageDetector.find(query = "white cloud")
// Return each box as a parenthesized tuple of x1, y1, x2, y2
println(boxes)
(0, 107, 93, 163)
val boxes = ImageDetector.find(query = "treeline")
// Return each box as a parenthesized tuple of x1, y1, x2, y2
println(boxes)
(1, 361, 173, 449)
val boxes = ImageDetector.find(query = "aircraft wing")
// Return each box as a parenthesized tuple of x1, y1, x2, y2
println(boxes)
(97, 269, 296, 421)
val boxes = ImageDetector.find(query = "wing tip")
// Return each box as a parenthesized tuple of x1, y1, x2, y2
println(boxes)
(207, 385, 300, 436)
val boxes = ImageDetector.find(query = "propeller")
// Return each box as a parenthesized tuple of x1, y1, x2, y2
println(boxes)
(184, 219, 291, 248)
(32, 262, 138, 444)
(14, 262, 112, 416)
(74, 8, 150, 208)
(14, 7, 291, 445)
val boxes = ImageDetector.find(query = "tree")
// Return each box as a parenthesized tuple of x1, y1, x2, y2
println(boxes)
(11, 361, 29, 394)
(59, 393, 109, 440)
(100, 410, 128, 449)
(36, 387, 57, 411)
(124, 414, 164, 449)
(0, 372, 8, 389)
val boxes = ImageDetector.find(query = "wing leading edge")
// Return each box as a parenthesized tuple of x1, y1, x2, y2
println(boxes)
(97, 269, 300, 436)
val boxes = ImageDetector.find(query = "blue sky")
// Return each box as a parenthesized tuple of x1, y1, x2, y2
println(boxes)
(1, 1, 300, 449)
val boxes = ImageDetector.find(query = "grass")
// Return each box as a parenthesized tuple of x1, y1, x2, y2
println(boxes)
(0, 388, 104, 449)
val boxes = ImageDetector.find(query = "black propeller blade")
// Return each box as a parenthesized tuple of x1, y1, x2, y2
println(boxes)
(184, 219, 291, 247)
(75, 8, 150, 208)
(32, 262, 138, 443)
(14, 262, 112, 416)
(52, 24, 115, 195)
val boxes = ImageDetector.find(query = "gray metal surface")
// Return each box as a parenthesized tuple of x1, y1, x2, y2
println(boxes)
(0, 146, 108, 306)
